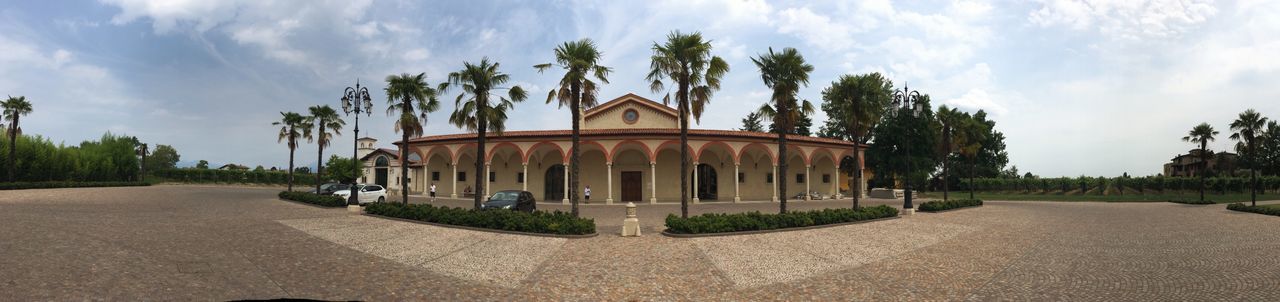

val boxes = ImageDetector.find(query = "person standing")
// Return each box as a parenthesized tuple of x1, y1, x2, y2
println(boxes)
(584, 185, 592, 204)
(429, 183, 437, 202)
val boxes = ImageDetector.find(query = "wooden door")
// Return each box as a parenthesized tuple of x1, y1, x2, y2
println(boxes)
(620, 171, 642, 202)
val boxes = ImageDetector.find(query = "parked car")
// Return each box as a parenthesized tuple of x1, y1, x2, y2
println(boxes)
(791, 191, 825, 200)
(314, 183, 349, 195)
(332, 184, 386, 204)
(480, 190, 536, 212)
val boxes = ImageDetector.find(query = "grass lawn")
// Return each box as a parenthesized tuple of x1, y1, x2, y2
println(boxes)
(918, 192, 1280, 203)
(1263, 204, 1280, 210)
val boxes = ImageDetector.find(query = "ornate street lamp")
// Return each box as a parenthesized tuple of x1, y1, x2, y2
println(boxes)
(891, 83, 924, 212)
(341, 79, 373, 206)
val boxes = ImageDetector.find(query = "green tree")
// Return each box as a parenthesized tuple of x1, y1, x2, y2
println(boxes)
(445, 59, 527, 209)
(1182, 122, 1218, 202)
(934, 105, 966, 201)
(196, 160, 209, 169)
(535, 38, 612, 217)
(385, 73, 439, 204)
(273, 112, 312, 192)
(324, 154, 363, 183)
(740, 111, 765, 132)
(646, 31, 729, 218)
(308, 105, 346, 192)
(752, 47, 813, 214)
(945, 110, 1008, 191)
(1229, 109, 1268, 206)
(1261, 121, 1280, 176)
(147, 144, 180, 172)
(956, 111, 987, 200)
(818, 73, 892, 208)
(768, 114, 812, 136)
(3, 95, 33, 181)
(866, 95, 939, 193)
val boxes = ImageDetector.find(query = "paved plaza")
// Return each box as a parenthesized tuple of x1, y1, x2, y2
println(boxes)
(2, 185, 1279, 301)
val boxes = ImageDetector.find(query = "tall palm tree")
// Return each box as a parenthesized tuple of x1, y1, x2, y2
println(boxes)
(274, 112, 312, 192)
(1229, 109, 1268, 206)
(646, 31, 729, 218)
(935, 105, 966, 202)
(1182, 122, 1218, 202)
(445, 59, 527, 209)
(752, 47, 813, 214)
(535, 38, 612, 217)
(385, 73, 440, 204)
(957, 114, 986, 200)
(821, 73, 891, 208)
(2, 95, 33, 181)
(309, 105, 346, 194)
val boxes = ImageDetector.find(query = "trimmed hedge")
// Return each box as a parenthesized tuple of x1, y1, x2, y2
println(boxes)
(278, 191, 347, 207)
(0, 181, 151, 190)
(154, 168, 317, 186)
(363, 202, 596, 235)
(1168, 199, 1215, 205)
(919, 199, 983, 212)
(664, 205, 899, 235)
(1227, 203, 1280, 216)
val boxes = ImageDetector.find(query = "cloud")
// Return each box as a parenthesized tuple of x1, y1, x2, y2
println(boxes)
(1029, 0, 1218, 40)
(774, 7, 857, 51)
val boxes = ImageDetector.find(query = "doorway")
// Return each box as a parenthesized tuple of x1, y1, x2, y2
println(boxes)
(374, 156, 389, 187)
(620, 171, 643, 202)
(691, 163, 717, 200)
(544, 164, 565, 201)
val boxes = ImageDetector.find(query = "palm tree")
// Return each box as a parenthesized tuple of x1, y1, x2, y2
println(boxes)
(935, 105, 966, 202)
(646, 31, 729, 218)
(445, 59, 527, 209)
(385, 73, 440, 204)
(535, 38, 612, 217)
(1182, 122, 1218, 202)
(309, 105, 346, 194)
(2, 95, 33, 181)
(273, 112, 312, 192)
(957, 114, 986, 200)
(752, 47, 813, 214)
(1229, 109, 1268, 206)
(821, 73, 891, 208)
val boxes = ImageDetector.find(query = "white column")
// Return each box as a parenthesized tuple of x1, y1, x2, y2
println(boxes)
(649, 162, 657, 204)
(450, 162, 458, 198)
(805, 164, 811, 201)
(733, 163, 741, 203)
(484, 162, 491, 199)
(562, 164, 569, 204)
(692, 161, 700, 204)
(606, 162, 614, 204)
(832, 167, 838, 199)
(772, 164, 779, 202)
(521, 163, 528, 192)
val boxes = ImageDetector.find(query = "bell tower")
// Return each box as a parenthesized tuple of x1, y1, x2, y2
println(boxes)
(356, 137, 377, 159)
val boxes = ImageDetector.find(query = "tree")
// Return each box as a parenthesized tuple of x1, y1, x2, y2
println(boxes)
(752, 47, 813, 214)
(934, 105, 966, 201)
(3, 95, 33, 181)
(309, 105, 346, 192)
(273, 112, 312, 192)
(147, 144, 180, 172)
(196, 160, 209, 169)
(1183, 122, 1218, 202)
(740, 111, 765, 132)
(769, 114, 812, 136)
(945, 110, 1008, 190)
(1229, 109, 1268, 206)
(445, 59, 527, 209)
(131, 138, 148, 181)
(1260, 121, 1280, 176)
(646, 31, 729, 218)
(956, 111, 987, 200)
(818, 73, 892, 208)
(535, 38, 612, 217)
(865, 95, 939, 194)
(385, 73, 439, 204)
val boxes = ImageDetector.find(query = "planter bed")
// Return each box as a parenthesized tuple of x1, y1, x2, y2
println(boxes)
(662, 216, 900, 238)
(1167, 199, 1215, 205)
(918, 199, 983, 212)
(363, 202, 596, 236)
(920, 204, 983, 213)
(1227, 203, 1280, 217)
(362, 213, 598, 238)
(277, 191, 347, 207)
(0, 181, 151, 190)
(662, 205, 899, 236)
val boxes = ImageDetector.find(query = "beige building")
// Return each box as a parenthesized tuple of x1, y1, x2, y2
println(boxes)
(390, 93, 867, 204)
(357, 137, 420, 192)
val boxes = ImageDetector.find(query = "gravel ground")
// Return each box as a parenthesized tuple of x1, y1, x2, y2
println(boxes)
(2, 185, 1279, 301)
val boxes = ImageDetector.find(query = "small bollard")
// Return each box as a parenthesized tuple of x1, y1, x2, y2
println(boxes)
(621, 202, 641, 237)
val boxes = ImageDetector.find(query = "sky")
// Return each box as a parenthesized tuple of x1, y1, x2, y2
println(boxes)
(1, 0, 1277, 177)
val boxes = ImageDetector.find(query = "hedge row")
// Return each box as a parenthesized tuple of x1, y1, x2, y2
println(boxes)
(919, 199, 983, 212)
(959, 176, 1280, 195)
(0, 181, 152, 190)
(364, 202, 596, 235)
(154, 168, 318, 186)
(1168, 199, 1215, 205)
(1227, 203, 1280, 216)
(664, 205, 899, 235)
(278, 191, 347, 207)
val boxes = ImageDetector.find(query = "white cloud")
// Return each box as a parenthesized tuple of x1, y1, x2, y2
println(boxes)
(944, 89, 1008, 115)
(1029, 0, 1218, 40)
(403, 48, 430, 61)
(775, 7, 856, 51)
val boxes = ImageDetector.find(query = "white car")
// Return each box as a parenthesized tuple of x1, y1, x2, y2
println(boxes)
(333, 184, 387, 204)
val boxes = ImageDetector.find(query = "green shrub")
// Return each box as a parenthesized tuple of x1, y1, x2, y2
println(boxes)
(0, 181, 151, 190)
(277, 191, 346, 207)
(363, 202, 596, 235)
(1227, 203, 1280, 216)
(1168, 199, 1214, 205)
(154, 168, 317, 186)
(664, 205, 898, 235)
(918, 199, 983, 212)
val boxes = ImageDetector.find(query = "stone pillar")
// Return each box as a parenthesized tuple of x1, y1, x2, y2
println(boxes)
(450, 162, 458, 198)
(692, 161, 700, 204)
(831, 167, 838, 199)
(606, 162, 614, 205)
(562, 163, 569, 205)
(733, 163, 741, 203)
(484, 162, 491, 198)
(649, 162, 657, 204)
(521, 163, 528, 192)
(772, 164, 779, 202)
(805, 164, 811, 201)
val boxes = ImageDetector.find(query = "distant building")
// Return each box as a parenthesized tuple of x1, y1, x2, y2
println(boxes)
(357, 137, 419, 192)
(218, 164, 250, 171)
(1164, 149, 1238, 177)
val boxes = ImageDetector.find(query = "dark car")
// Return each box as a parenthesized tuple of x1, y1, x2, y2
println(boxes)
(315, 183, 350, 195)
(480, 190, 536, 212)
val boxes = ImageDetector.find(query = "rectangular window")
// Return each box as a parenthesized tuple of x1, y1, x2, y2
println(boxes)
(738, 172, 745, 183)
(766, 173, 774, 183)
(489, 171, 496, 182)
(518, 172, 525, 183)
(431, 171, 440, 181)
(796, 174, 806, 183)
(457, 172, 466, 182)
(822, 174, 831, 184)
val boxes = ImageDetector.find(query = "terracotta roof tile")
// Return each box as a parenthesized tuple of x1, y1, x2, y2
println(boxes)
(399, 128, 863, 147)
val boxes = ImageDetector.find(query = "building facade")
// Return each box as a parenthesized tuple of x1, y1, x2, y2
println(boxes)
(386, 93, 867, 204)
(1164, 149, 1238, 177)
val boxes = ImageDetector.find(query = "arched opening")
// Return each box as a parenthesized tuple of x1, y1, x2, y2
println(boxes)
(691, 163, 718, 200)
(544, 164, 565, 201)
(375, 156, 389, 187)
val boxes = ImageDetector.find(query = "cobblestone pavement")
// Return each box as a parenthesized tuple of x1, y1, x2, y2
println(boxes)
(2, 185, 1279, 301)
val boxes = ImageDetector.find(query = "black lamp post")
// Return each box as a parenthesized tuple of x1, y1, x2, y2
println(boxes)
(341, 79, 373, 206)
(891, 84, 924, 211)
